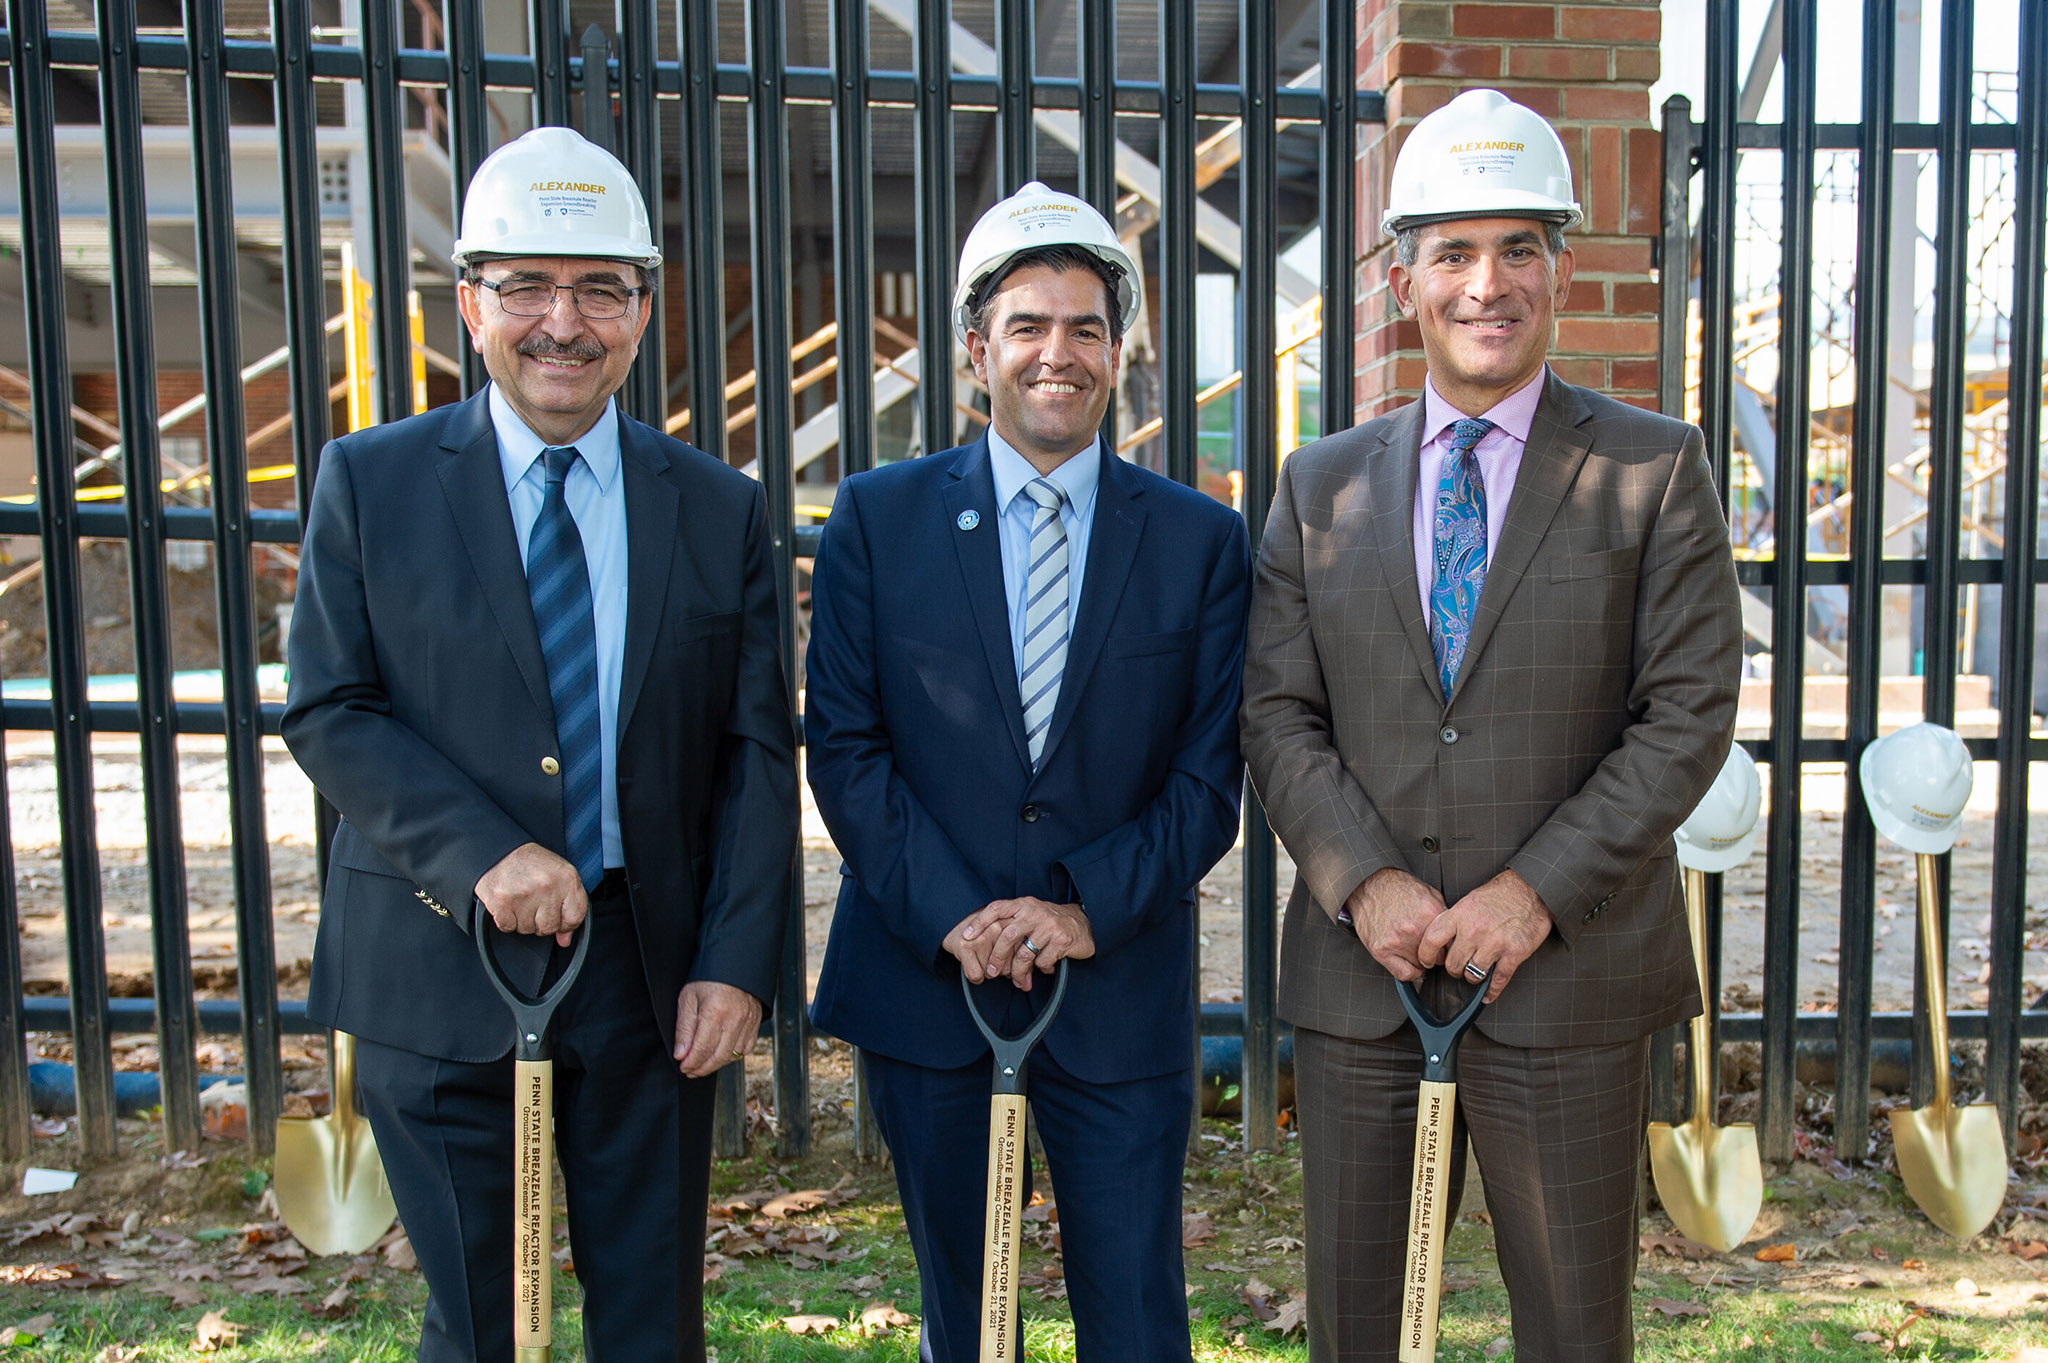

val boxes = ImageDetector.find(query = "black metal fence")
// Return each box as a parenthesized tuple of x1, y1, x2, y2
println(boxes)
(0, 0, 1367, 1162)
(1663, 0, 2047, 1163)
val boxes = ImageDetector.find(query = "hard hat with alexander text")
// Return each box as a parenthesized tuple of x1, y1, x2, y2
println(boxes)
(1382, 88, 1582, 235)
(452, 127, 662, 268)
(953, 181, 1140, 346)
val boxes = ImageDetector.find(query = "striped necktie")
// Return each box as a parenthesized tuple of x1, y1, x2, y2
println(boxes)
(525, 446, 604, 890)
(1019, 477, 1070, 770)
(1430, 417, 1497, 697)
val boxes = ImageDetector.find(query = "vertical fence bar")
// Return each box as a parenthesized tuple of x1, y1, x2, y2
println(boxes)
(187, 0, 283, 1154)
(1698, 0, 1738, 499)
(1158, 0, 1197, 489)
(618, 0, 666, 425)
(1987, 0, 2047, 1151)
(994, 0, 1033, 193)
(362, 0, 416, 426)
(9, 0, 118, 1158)
(579, 25, 614, 152)
(1320, 0, 1356, 435)
(0, 718, 25, 1158)
(531, 0, 569, 128)
(1908, 0, 1974, 1108)
(101, 0, 202, 1155)
(677, 0, 727, 463)
(1838, 0, 1898, 1161)
(276, 0, 337, 489)
(833, 0, 876, 475)
(1770, 0, 1818, 1158)
(1077, 0, 1114, 220)
(1238, 0, 1279, 1153)
(1651, 95, 1695, 1125)
(443, 0, 490, 396)
(914, 0, 954, 456)
(746, 0, 809, 1159)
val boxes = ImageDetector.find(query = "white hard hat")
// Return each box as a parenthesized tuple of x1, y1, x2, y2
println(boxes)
(452, 127, 661, 269)
(1859, 722, 1974, 855)
(953, 181, 1140, 346)
(1674, 745, 1763, 873)
(1382, 88, 1582, 235)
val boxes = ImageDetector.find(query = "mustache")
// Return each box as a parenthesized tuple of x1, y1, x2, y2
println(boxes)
(517, 335, 606, 360)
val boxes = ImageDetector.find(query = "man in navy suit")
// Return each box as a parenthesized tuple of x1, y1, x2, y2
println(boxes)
(806, 182, 1250, 1361)
(283, 128, 796, 1361)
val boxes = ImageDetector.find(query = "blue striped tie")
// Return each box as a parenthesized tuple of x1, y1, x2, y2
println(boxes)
(526, 446, 604, 890)
(1019, 477, 1070, 770)
(1430, 417, 1496, 697)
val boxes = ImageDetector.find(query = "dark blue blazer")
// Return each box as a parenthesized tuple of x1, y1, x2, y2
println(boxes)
(283, 390, 798, 1063)
(806, 437, 1250, 1084)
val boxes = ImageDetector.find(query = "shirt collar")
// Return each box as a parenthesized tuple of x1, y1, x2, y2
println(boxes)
(987, 423, 1103, 518)
(1421, 366, 1548, 448)
(489, 384, 623, 494)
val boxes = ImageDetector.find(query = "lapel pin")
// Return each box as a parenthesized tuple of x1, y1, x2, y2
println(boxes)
(957, 509, 981, 531)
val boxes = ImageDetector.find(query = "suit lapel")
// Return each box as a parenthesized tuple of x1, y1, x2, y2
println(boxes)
(1369, 402, 1444, 701)
(1451, 374, 1592, 703)
(435, 392, 553, 720)
(942, 438, 1032, 771)
(1035, 444, 1143, 772)
(615, 416, 679, 742)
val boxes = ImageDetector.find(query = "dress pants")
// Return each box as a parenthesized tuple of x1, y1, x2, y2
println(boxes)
(1294, 1005, 1651, 1363)
(355, 888, 718, 1362)
(863, 1044, 1194, 1363)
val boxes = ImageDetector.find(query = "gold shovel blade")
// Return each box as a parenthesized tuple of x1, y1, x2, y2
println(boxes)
(1889, 1101, 2006, 1239)
(1647, 1118, 1763, 1253)
(275, 1114, 398, 1255)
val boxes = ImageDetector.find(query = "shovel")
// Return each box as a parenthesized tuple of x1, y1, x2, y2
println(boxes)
(961, 959, 1070, 1363)
(1647, 867, 1762, 1252)
(1395, 970, 1488, 1363)
(274, 1030, 398, 1255)
(1889, 851, 2006, 1238)
(477, 908, 592, 1363)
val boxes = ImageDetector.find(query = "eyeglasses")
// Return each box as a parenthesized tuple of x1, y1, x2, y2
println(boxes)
(475, 278, 643, 320)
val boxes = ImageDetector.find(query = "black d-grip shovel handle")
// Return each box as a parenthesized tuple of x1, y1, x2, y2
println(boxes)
(962, 959, 1071, 1097)
(1396, 971, 1490, 1084)
(475, 900, 592, 1063)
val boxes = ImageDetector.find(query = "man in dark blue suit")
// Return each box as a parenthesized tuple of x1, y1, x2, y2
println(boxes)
(283, 128, 796, 1361)
(806, 182, 1250, 1362)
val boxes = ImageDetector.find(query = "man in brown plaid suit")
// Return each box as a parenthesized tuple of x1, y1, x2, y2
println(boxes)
(1240, 90, 1742, 1361)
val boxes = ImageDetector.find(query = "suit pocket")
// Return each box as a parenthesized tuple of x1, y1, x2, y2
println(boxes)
(329, 821, 407, 880)
(1106, 627, 1193, 660)
(1547, 546, 1639, 582)
(673, 609, 741, 642)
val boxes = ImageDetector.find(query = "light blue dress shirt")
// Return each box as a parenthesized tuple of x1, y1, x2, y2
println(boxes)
(491, 384, 629, 870)
(987, 426, 1101, 683)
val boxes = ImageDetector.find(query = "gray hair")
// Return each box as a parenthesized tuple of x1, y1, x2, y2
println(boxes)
(1394, 221, 1567, 269)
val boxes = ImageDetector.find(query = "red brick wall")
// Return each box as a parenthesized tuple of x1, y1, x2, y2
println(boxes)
(1353, 0, 1664, 418)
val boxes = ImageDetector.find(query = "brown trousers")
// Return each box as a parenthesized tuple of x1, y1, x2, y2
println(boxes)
(1294, 1019, 1651, 1363)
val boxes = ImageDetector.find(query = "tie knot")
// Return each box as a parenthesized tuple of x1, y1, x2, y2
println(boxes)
(543, 446, 581, 487)
(1449, 418, 1495, 455)
(1023, 477, 1067, 514)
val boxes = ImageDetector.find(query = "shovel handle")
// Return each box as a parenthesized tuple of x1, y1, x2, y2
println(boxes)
(977, 1091, 1028, 1363)
(514, 1057, 554, 1361)
(475, 902, 592, 1063)
(961, 959, 1071, 1097)
(1400, 1077, 1460, 1362)
(1913, 852, 1953, 1109)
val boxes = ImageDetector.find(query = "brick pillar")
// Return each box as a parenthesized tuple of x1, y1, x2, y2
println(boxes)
(1353, 0, 1665, 418)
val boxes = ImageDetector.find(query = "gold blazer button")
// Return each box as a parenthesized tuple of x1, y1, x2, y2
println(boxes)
(541, 756, 561, 775)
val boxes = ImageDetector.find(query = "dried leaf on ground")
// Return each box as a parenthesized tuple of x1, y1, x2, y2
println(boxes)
(1241, 1277, 1280, 1322)
(1755, 1243, 1797, 1263)
(194, 1310, 242, 1352)
(2008, 1240, 2048, 1261)
(0, 1262, 122, 1289)
(1639, 1232, 1715, 1260)
(143, 1281, 207, 1309)
(760, 1189, 831, 1219)
(241, 1271, 311, 1296)
(857, 1302, 915, 1335)
(780, 1314, 840, 1335)
(1486, 1338, 1513, 1359)
(1021, 1200, 1057, 1224)
(1264, 1295, 1308, 1338)
(1182, 1212, 1215, 1247)
(1643, 1297, 1711, 1318)
(0, 1313, 56, 1345)
(382, 1234, 418, 1272)
(309, 1284, 355, 1319)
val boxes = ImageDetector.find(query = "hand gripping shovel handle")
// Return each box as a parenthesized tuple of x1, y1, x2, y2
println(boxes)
(961, 961, 1070, 1363)
(1396, 972, 1489, 1363)
(476, 905, 592, 1363)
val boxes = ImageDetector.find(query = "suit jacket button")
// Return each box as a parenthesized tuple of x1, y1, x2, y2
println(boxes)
(1421, 835, 1440, 854)
(1439, 726, 1459, 745)
(1021, 804, 1041, 823)
(541, 756, 560, 775)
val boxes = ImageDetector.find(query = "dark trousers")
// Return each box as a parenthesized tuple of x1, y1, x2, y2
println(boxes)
(355, 892, 717, 1362)
(1294, 1018, 1651, 1363)
(863, 1047, 1195, 1363)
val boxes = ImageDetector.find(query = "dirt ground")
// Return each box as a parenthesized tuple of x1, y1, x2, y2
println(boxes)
(6, 739, 2047, 1017)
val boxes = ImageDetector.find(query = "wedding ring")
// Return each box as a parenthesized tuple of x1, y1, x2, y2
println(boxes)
(1023, 938, 1042, 955)
(1463, 962, 1488, 982)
